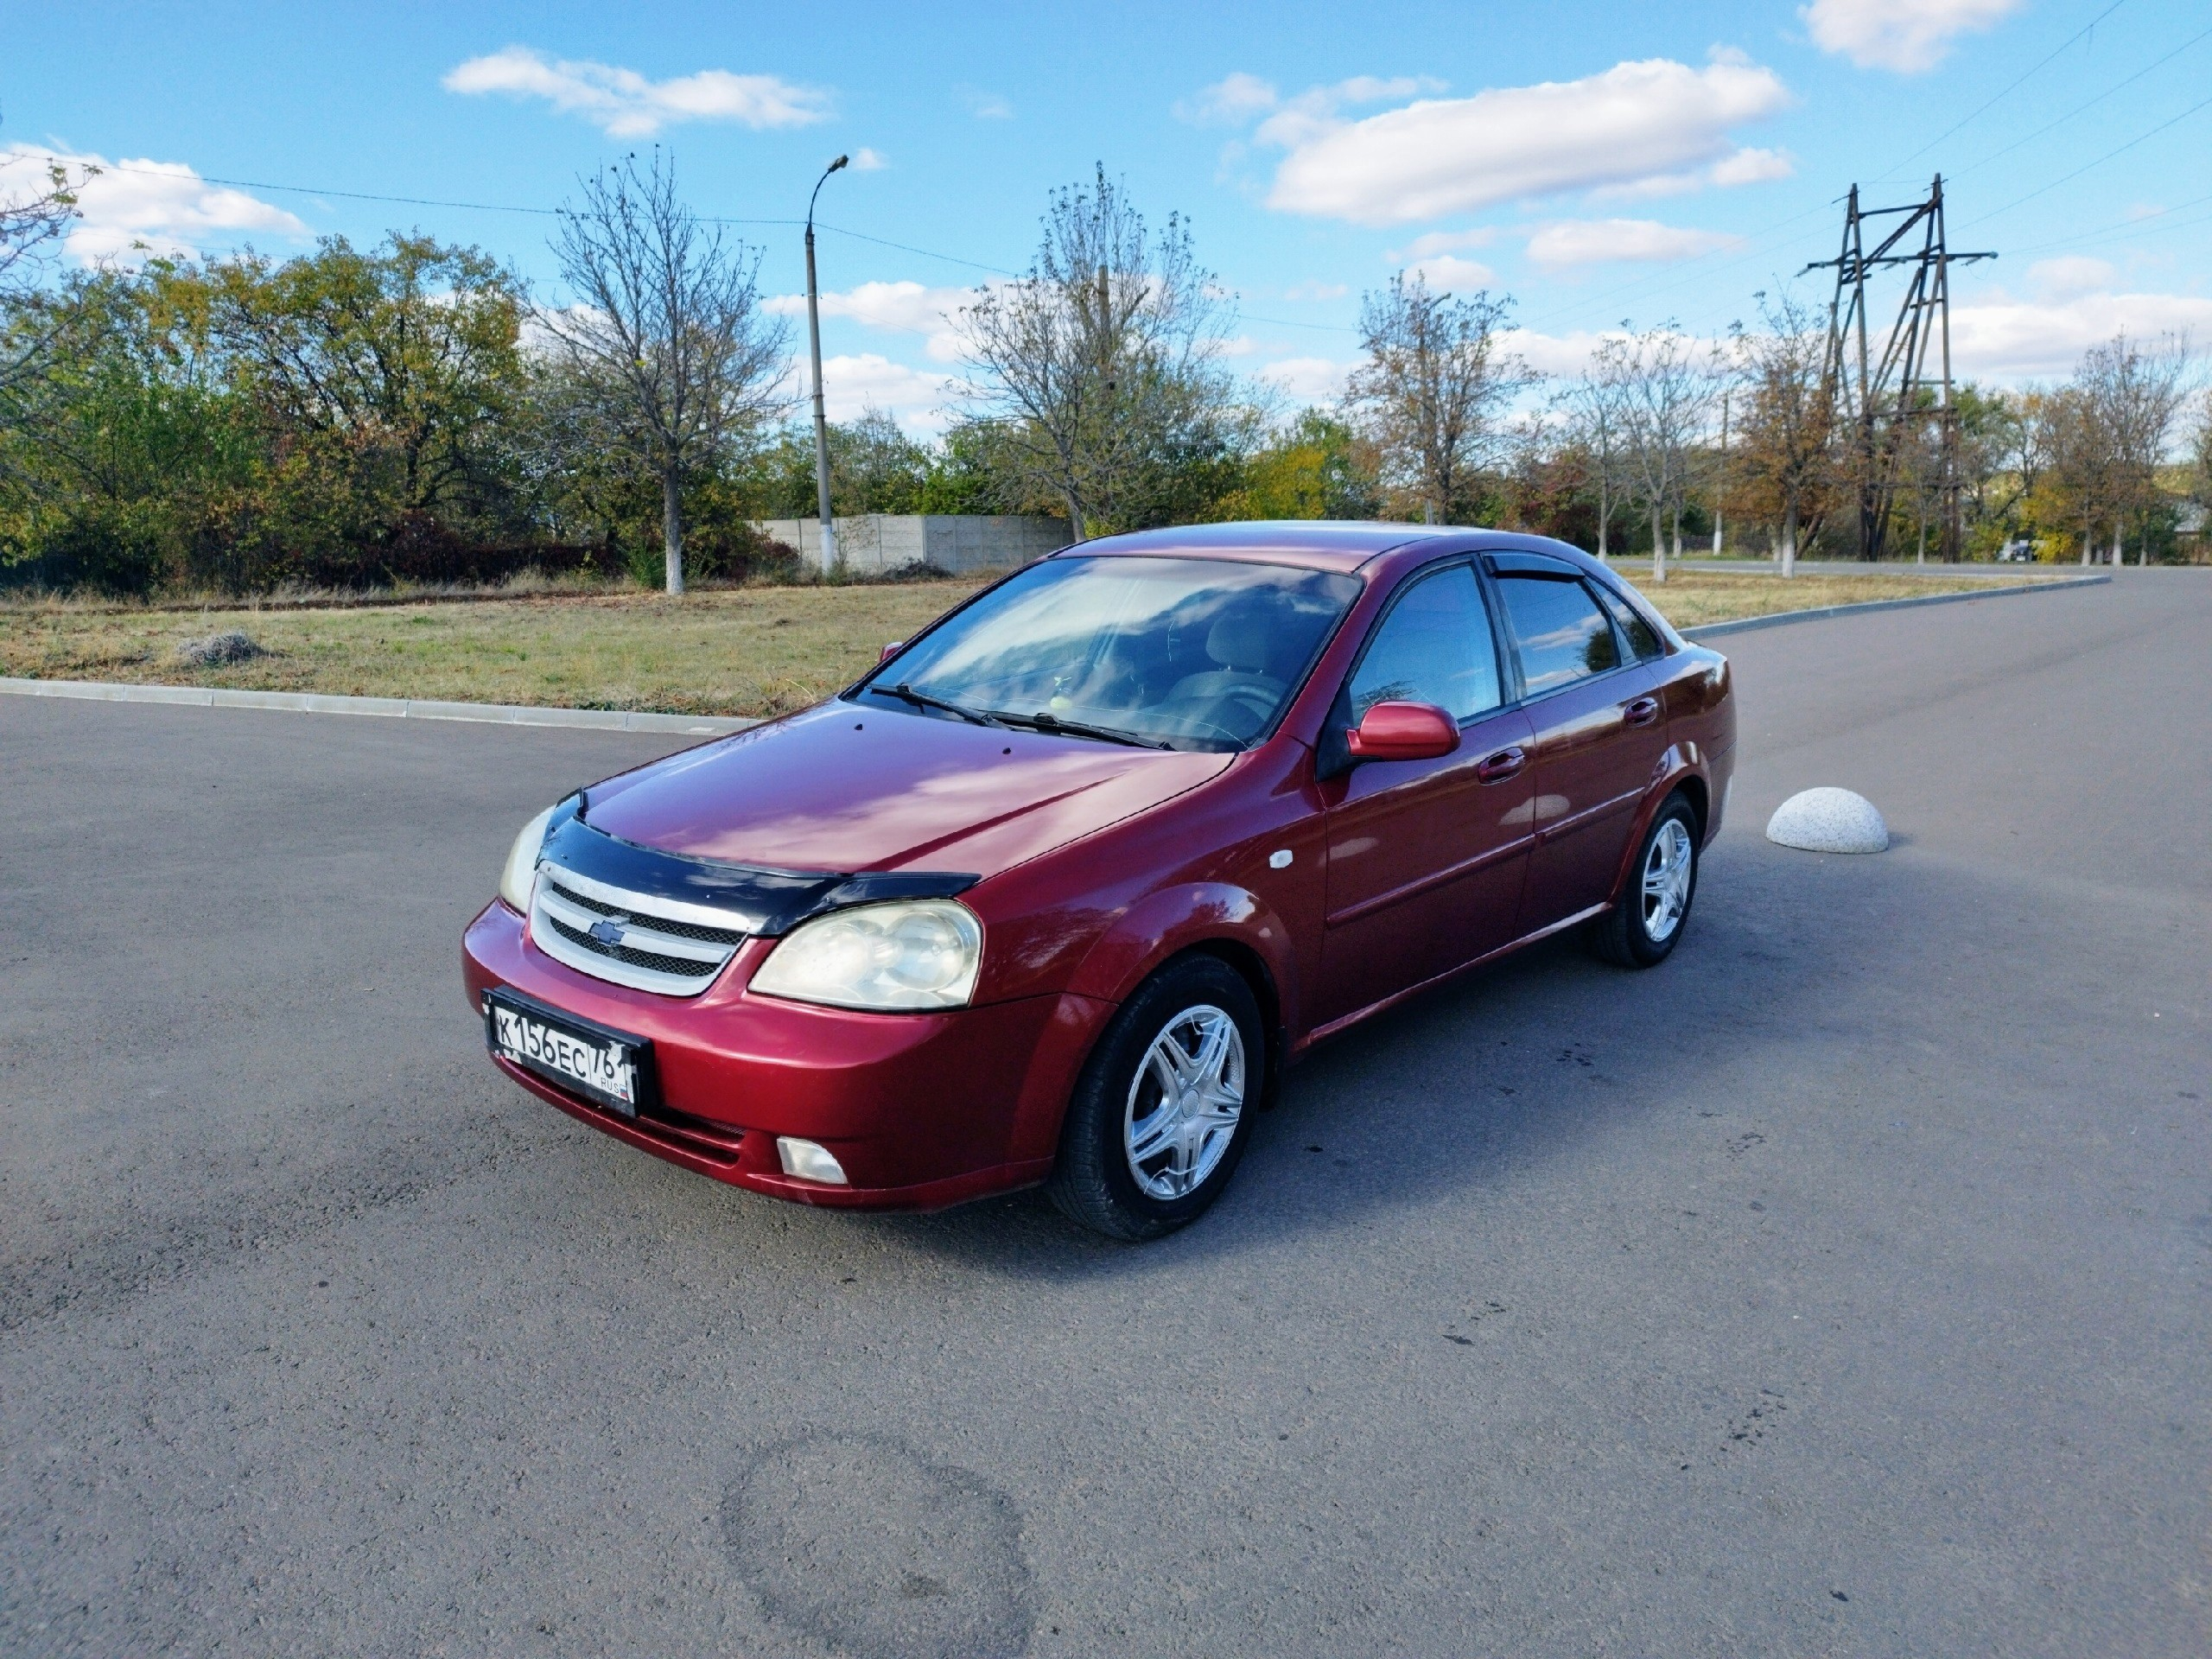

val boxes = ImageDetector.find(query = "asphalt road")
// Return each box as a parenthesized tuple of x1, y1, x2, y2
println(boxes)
(3, 573, 2206, 1658)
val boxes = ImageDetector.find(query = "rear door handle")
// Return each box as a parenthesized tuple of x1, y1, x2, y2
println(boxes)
(1623, 696, 1661, 728)
(1475, 746, 1527, 783)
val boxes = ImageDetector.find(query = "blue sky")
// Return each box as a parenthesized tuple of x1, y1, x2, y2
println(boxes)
(4, 0, 2209, 429)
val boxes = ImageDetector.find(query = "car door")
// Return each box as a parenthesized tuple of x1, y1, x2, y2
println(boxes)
(1314, 563, 1537, 1029)
(1486, 555, 1670, 934)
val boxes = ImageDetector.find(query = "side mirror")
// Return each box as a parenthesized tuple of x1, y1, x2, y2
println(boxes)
(1346, 700, 1459, 763)
(880, 641, 904, 663)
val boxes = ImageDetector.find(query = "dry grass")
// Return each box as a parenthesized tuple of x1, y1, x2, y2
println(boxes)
(1611, 566, 2059, 630)
(0, 564, 2071, 717)
(0, 581, 995, 717)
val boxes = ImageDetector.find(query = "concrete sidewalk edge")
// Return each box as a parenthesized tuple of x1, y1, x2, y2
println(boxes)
(0, 572, 2113, 731)
(0, 676, 754, 736)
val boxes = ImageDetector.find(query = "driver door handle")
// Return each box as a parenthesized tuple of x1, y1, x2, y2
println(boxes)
(1475, 746, 1527, 784)
(1623, 696, 1662, 728)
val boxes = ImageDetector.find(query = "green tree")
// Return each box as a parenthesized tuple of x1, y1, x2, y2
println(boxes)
(203, 233, 528, 536)
(1212, 410, 1381, 520)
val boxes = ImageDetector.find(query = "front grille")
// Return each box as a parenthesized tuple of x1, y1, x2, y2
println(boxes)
(542, 912, 718, 979)
(530, 863, 749, 996)
(551, 882, 749, 947)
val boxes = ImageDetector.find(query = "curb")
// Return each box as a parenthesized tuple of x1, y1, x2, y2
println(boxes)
(0, 677, 755, 736)
(1681, 574, 2110, 641)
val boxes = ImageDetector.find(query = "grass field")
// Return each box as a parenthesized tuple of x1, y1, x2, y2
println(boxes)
(0, 566, 2068, 718)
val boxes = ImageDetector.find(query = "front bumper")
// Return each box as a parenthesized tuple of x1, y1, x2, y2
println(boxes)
(461, 901, 1112, 1209)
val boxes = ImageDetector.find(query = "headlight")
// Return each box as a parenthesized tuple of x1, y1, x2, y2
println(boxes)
(498, 804, 559, 912)
(750, 899, 982, 1011)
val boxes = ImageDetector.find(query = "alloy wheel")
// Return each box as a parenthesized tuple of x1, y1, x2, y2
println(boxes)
(1642, 817, 1694, 943)
(1122, 1005, 1247, 1200)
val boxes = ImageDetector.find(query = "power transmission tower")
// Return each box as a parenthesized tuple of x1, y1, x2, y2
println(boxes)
(1803, 176, 1994, 561)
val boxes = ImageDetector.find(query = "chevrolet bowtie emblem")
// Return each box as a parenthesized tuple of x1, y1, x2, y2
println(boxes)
(588, 916, 629, 947)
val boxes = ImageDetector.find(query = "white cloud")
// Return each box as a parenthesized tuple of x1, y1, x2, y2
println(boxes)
(1255, 55, 1793, 224)
(1802, 0, 2023, 73)
(1710, 147, 1795, 187)
(850, 147, 887, 171)
(1258, 356, 1356, 402)
(961, 86, 1014, 120)
(766, 279, 977, 363)
(807, 353, 959, 431)
(1949, 289, 2212, 378)
(1386, 227, 1497, 262)
(442, 47, 827, 137)
(2, 144, 305, 264)
(1405, 254, 1497, 290)
(1181, 72, 1281, 126)
(1525, 218, 1743, 269)
(1585, 146, 1791, 202)
(1253, 75, 1451, 149)
(1281, 279, 1351, 301)
(2026, 256, 2118, 299)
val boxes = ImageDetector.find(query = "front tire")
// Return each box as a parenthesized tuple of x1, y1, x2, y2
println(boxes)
(1587, 792, 1700, 968)
(1046, 956, 1263, 1242)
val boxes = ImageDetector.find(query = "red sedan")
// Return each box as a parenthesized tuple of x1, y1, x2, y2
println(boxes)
(462, 524, 1735, 1239)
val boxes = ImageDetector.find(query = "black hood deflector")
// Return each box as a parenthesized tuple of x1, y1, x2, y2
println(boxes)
(541, 796, 977, 937)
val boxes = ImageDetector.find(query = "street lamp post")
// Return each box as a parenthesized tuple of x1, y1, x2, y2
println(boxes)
(805, 155, 849, 575)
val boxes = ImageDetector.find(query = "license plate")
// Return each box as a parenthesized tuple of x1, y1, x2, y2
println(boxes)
(483, 988, 657, 1118)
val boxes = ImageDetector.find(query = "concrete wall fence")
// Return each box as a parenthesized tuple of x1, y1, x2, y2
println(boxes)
(753, 515, 1072, 576)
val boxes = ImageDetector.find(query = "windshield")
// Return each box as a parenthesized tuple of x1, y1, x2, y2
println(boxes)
(856, 556, 1362, 751)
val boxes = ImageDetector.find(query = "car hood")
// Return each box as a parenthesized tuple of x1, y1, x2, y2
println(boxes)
(585, 702, 1234, 880)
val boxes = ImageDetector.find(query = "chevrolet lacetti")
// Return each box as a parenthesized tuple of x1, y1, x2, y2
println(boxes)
(462, 523, 1736, 1240)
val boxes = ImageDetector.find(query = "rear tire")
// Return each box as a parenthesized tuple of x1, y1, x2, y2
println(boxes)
(1587, 793, 1700, 968)
(1046, 956, 1263, 1242)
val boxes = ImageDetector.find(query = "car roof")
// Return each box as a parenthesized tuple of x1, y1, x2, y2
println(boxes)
(1057, 521, 1460, 573)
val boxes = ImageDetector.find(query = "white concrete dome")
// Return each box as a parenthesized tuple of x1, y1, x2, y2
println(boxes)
(1766, 787, 1889, 854)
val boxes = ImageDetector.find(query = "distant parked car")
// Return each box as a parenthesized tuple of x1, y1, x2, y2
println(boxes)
(1995, 540, 2037, 563)
(463, 524, 1737, 1239)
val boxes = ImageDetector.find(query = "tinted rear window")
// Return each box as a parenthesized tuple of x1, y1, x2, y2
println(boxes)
(1497, 576, 1621, 695)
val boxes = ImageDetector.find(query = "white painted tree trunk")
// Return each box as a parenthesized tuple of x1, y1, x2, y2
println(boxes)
(1650, 506, 1667, 585)
(1781, 502, 1799, 579)
(661, 469, 684, 595)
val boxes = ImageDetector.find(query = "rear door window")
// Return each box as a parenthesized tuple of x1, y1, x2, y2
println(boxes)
(1592, 582, 1663, 661)
(1348, 564, 1503, 723)
(1496, 575, 1621, 696)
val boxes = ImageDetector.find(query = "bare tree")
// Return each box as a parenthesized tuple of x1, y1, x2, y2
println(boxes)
(2044, 383, 2111, 565)
(2079, 332, 2191, 567)
(959, 167, 1235, 538)
(1345, 273, 1530, 524)
(0, 149, 93, 397)
(1605, 324, 1718, 584)
(1726, 290, 1834, 577)
(542, 152, 790, 593)
(2192, 388, 2212, 516)
(1556, 366, 1629, 557)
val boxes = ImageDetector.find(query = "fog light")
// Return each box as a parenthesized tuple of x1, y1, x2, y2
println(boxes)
(776, 1136, 849, 1185)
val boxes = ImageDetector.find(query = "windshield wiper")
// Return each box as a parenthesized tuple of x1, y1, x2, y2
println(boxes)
(987, 709, 1175, 750)
(871, 683, 1005, 728)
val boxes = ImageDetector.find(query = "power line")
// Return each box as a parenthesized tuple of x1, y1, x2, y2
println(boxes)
(1948, 22, 2212, 179)
(810, 224, 1013, 276)
(1887, 0, 2131, 175)
(7, 153, 1019, 276)
(2004, 188, 2212, 257)
(1961, 88, 2212, 228)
